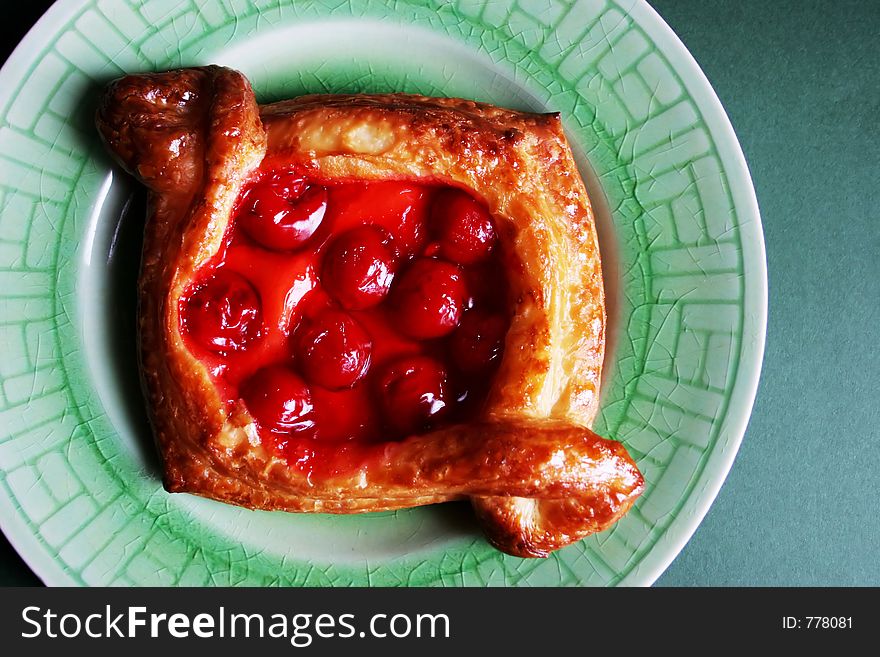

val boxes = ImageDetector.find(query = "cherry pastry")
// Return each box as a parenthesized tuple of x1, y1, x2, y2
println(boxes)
(96, 65, 644, 558)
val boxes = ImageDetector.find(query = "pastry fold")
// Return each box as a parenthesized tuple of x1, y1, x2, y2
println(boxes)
(96, 65, 643, 558)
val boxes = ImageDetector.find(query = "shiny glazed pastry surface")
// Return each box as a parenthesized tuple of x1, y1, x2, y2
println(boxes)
(96, 65, 644, 558)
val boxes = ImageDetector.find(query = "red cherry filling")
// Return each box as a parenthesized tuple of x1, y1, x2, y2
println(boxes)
(187, 173, 512, 471)
(294, 310, 372, 390)
(377, 356, 450, 436)
(390, 258, 467, 339)
(322, 226, 397, 310)
(430, 188, 496, 265)
(240, 172, 327, 251)
(183, 268, 261, 352)
(241, 365, 315, 434)
(326, 181, 429, 257)
(451, 309, 507, 374)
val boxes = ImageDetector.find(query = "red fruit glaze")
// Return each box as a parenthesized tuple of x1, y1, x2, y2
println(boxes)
(182, 268, 262, 352)
(241, 365, 315, 435)
(325, 181, 429, 257)
(451, 309, 507, 374)
(391, 258, 467, 339)
(377, 355, 450, 436)
(322, 226, 396, 310)
(431, 188, 496, 265)
(183, 168, 512, 476)
(239, 170, 327, 251)
(294, 309, 372, 390)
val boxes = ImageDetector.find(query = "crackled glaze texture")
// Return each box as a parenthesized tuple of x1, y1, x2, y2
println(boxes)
(0, 0, 763, 586)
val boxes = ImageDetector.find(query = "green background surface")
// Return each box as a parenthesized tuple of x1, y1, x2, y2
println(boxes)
(0, 0, 877, 586)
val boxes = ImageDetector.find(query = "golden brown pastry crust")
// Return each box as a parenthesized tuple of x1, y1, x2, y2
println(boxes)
(96, 65, 643, 558)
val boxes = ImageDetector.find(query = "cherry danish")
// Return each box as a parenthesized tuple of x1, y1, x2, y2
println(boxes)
(96, 65, 644, 559)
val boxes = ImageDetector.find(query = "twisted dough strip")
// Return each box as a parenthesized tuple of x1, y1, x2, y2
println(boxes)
(96, 65, 643, 558)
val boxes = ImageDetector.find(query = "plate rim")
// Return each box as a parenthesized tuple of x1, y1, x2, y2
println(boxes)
(615, 0, 767, 585)
(0, 0, 95, 587)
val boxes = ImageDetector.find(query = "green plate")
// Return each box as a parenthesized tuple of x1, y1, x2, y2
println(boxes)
(0, 0, 766, 586)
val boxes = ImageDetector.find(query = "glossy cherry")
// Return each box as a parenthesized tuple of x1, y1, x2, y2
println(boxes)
(322, 226, 397, 310)
(183, 268, 262, 352)
(450, 309, 508, 374)
(390, 257, 467, 339)
(431, 188, 496, 265)
(294, 310, 372, 390)
(241, 365, 315, 434)
(377, 356, 451, 436)
(240, 173, 327, 251)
